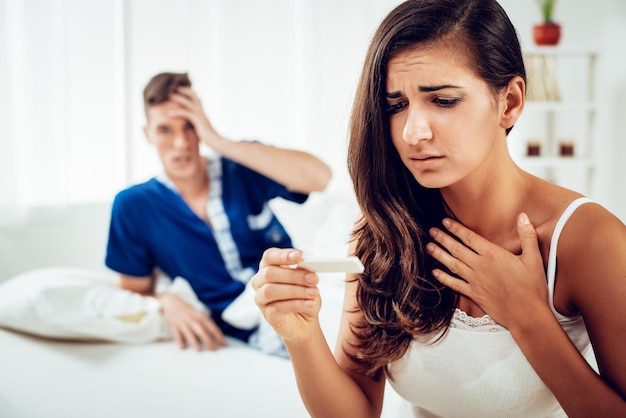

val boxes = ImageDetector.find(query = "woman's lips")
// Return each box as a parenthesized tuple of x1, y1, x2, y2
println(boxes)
(409, 154, 443, 167)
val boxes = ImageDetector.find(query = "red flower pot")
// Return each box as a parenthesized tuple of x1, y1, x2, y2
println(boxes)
(533, 22, 561, 46)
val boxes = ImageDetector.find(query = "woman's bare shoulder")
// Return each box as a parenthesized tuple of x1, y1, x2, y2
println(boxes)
(559, 200, 625, 251)
(556, 200, 626, 312)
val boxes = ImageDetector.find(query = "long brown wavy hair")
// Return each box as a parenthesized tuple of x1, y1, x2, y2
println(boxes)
(346, 0, 526, 380)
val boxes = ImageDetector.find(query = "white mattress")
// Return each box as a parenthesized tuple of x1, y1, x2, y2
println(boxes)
(0, 327, 407, 418)
(0, 328, 309, 418)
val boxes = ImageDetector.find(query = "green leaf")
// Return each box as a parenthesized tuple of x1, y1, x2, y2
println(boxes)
(536, 0, 556, 23)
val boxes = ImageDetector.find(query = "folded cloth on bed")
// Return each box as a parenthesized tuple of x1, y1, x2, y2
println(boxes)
(0, 267, 206, 344)
(248, 316, 288, 358)
(218, 277, 290, 357)
(222, 279, 261, 330)
(0, 266, 290, 353)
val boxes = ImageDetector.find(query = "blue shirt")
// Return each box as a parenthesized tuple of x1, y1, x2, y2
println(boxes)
(105, 154, 307, 340)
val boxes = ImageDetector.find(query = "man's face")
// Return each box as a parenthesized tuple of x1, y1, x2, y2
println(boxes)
(144, 101, 203, 182)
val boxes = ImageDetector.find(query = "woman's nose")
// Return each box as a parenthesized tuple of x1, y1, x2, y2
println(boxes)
(402, 106, 433, 145)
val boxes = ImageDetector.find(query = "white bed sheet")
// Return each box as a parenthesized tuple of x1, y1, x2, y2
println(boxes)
(0, 327, 406, 418)
(0, 329, 308, 418)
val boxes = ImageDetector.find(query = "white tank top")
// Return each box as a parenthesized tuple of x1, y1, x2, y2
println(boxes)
(387, 198, 595, 418)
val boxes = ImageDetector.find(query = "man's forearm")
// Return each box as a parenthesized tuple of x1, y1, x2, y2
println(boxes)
(208, 138, 332, 193)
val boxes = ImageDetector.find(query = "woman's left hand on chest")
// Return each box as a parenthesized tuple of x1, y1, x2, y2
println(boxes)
(426, 213, 549, 328)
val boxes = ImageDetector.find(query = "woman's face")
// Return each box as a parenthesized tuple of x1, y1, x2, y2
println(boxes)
(385, 44, 506, 190)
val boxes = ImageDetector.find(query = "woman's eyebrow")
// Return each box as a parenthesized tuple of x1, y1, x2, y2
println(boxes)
(418, 84, 462, 92)
(386, 84, 463, 98)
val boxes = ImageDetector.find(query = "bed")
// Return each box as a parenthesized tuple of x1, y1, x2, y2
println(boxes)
(0, 192, 407, 418)
(0, 328, 308, 418)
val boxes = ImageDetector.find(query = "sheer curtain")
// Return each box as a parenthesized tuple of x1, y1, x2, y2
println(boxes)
(0, 0, 127, 226)
(0, 0, 401, 227)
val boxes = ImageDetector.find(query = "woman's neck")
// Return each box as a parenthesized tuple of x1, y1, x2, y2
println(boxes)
(441, 161, 529, 247)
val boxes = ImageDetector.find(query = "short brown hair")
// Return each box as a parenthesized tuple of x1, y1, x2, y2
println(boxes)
(143, 72, 192, 117)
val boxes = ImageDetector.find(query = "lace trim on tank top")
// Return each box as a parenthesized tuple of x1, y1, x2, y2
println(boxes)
(451, 308, 507, 333)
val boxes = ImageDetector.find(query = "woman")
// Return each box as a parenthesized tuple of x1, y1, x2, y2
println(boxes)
(252, 0, 626, 416)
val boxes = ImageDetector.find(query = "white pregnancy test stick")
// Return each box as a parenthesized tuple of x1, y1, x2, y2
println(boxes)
(297, 256, 364, 273)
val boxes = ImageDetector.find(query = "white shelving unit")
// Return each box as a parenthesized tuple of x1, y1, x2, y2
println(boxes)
(509, 47, 599, 197)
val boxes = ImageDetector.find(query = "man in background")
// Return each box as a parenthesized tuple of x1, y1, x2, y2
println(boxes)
(105, 72, 331, 354)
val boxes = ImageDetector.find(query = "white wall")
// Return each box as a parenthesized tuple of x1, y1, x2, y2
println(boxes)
(0, 204, 112, 279)
(1, 0, 625, 281)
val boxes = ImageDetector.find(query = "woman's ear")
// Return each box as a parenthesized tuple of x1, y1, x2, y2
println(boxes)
(500, 76, 525, 130)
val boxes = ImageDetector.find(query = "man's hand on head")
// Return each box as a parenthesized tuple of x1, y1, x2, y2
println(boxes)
(166, 86, 225, 150)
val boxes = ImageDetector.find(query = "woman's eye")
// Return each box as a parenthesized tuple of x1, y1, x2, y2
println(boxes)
(157, 127, 171, 134)
(385, 101, 407, 115)
(433, 97, 461, 108)
(184, 122, 195, 131)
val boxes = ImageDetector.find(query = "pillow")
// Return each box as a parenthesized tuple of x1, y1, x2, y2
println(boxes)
(0, 267, 168, 343)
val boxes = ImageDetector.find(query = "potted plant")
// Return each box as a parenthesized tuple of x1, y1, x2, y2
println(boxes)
(533, 0, 561, 45)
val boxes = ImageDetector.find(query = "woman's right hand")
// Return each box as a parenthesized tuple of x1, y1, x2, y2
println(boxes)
(251, 248, 322, 344)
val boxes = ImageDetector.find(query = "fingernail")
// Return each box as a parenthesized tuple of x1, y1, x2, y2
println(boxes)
(442, 218, 451, 228)
(288, 251, 298, 261)
(519, 213, 530, 225)
(429, 228, 437, 238)
(306, 287, 318, 296)
(426, 243, 436, 253)
(304, 273, 316, 284)
(432, 269, 440, 278)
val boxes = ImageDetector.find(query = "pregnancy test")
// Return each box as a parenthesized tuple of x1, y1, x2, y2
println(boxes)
(297, 256, 364, 273)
